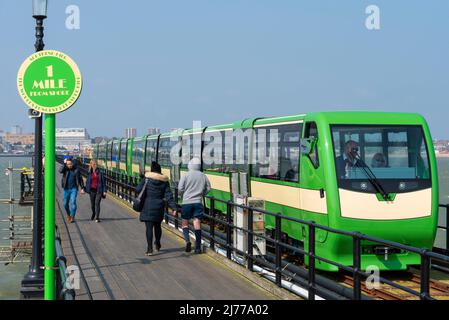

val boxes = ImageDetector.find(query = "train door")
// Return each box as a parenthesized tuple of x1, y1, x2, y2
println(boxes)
(300, 122, 328, 242)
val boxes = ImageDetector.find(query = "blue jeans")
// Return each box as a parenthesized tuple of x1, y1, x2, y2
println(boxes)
(63, 188, 78, 218)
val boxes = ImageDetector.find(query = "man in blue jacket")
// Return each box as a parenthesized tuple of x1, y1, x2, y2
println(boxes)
(60, 157, 85, 223)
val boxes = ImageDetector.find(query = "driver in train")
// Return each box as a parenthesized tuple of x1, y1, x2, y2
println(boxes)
(335, 140, 364, 179)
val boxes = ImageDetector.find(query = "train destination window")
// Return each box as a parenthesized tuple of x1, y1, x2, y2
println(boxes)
(252, 123, 301, 182)
(331, 125, 431, 193)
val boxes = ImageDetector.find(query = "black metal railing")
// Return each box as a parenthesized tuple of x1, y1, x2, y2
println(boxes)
(56, 156, 449, 300)
(438, 204, 449, 255)
(55, 226, 75, 300)
(187, 196, 449, 300)
(19, 169, 34, 206)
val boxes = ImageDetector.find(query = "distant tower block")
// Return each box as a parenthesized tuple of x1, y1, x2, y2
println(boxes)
(125, 128, 137, 139)
(148, 128, 160, 136)
(11, 125, 23, 135)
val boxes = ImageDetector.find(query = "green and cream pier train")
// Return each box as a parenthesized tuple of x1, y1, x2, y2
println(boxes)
(92, 112, 438, 271)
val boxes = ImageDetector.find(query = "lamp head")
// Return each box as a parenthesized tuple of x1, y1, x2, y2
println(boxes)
(32, 0, 48, 19)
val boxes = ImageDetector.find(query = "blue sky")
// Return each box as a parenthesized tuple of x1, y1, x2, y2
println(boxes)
(0, 1, 448, 138)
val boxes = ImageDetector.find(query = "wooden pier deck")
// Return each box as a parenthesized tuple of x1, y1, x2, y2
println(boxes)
(55, 170, 281, 300)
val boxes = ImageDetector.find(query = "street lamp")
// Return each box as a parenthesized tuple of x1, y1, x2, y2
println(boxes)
(33, 0, 47, 51)
(21, 0, 47, 299)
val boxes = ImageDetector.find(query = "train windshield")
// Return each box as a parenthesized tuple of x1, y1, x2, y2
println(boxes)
(331, 125, 431, 193)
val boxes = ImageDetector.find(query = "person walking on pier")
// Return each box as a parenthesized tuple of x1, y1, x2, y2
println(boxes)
(136, 161, 178, 256)
(177, 157, 211, 254)
(60, 157, 85, 223)
(85, 159, 106, 223)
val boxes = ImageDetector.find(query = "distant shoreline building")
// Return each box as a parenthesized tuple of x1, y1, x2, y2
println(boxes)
(4, 132, 34, 145)
(51, 128, 91, 151)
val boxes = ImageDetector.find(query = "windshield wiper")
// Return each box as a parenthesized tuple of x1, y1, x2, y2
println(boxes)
(351, 152, 390, 200)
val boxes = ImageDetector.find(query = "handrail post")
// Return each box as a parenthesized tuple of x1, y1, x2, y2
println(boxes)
(446, 205, 449, 255)
(247, 207, 254, 271)
(353, 234, 362, 300)
(127, 176, 131, 202)
(275, 214, 282, 287)
(115, 171, 118, 195)
(117, 173, 121, 198)
(164, 201, 169, 224)
(210, 197, 215, 251)
(308, 222, 316, 300)
(226, 201, 232, 260)
(20, 172, 25, 203)
(420, 250, 431, 300)
(120, 173, 124, 199)
(113, 172, 117, 195)
(174, 188, 179, 229)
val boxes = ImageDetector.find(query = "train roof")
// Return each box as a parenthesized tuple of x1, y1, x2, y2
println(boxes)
(95, 111, 429, 145)
(305, 111, 427, 125)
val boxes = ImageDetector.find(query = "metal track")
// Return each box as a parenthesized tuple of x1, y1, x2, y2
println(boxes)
(201, 210, 449, 300)
(337, 271, 449, 300)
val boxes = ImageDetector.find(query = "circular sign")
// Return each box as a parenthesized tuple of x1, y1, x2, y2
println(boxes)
(17, 50, 82, 114)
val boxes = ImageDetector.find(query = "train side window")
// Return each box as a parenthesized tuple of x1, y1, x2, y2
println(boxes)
(120, 141, 127, 164)
(107, 142, 112, 162)
(305, 122, 319, 168)
(203, 130, 225, 172)
(252, 123, 301, 182)
(99, 144, 106, 161)
(112, 141, 119, 164)
(158, 137, 177, 167)
(181, 133, 202, 169)
(145, 139, 157, 165)
(132, 139, 146, 174)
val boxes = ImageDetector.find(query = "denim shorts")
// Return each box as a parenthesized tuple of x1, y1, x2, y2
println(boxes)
(181, 203, 204, 220)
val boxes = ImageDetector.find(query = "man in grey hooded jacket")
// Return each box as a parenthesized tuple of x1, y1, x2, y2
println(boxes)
(178, 157, 211, 253)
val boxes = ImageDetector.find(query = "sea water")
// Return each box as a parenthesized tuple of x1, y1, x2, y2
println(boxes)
(0, 157, 33, 300)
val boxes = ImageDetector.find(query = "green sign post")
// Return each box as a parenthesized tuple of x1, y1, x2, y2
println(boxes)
(17, 50, 82, 300)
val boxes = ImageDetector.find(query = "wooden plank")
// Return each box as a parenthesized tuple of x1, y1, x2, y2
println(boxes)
(55, 168, 276, 300)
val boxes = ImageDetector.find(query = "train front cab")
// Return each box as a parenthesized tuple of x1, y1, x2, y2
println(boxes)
(311, 112, 439, 271)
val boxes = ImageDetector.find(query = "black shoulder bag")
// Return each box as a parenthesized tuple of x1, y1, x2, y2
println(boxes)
(133, 179, 148, 212)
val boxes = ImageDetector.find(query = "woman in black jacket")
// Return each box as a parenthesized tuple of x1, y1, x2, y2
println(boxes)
(136, 162, 178, 256)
